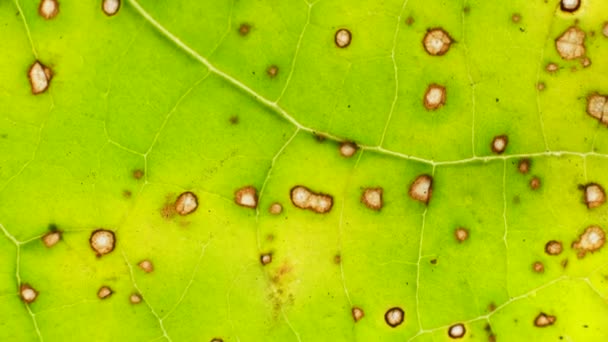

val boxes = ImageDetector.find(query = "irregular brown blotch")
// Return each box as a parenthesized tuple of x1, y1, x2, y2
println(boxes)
(97, 286, 113, 299)
(361, 187, 383, 211)
(42, 230, 61, 248)
(290, 185, 333, 214)
(511, 13, 521, 23)
(532, 261, 545, 273)
(405, 17, 414, 26)
(38, 0, 59, 19)
(455, 227, 469, 243)
(546, 63, 559, 73)
(138, 259, 154, 273)
(102, 0, 120, 16)
(260, 253, 272, 265)
(530, 177, 541, 190)
(238, 23, 251, 36)
(28, 61, 53, 95)
(352, 306, 364, 322)
(266, 65, 279, 78)
(423, 84, 446, 110)
(448, 323, 466, 339)
(555, 26, 586, 60)
(268, 202, 283, 215)
(20, 284, 38, 304)
(545, 240, 563, 256)
(385, 307, 405, 327)
(339, 141, 357, 158)
(409, 174, 433, 204)
(423, 28, 452, 56)
(583, 183, 606, 208)
(560, 0, 581, 13)
(603, 22, 608, 38)
(581, 57, 591, 68)
(335, 28, 352, 48)
(572, 225, 605, 258)
(129, 293, 142, 304)
(518, 159, 530, 174)
(534, 313, 556, 327)
(132, 169, 144, 180)
(586, 94, 608, 125)
(175, 191, 198, 216)
(89, 229, 116, 257)
(235, 186, 258, 209)
(491, 135, 508, 154)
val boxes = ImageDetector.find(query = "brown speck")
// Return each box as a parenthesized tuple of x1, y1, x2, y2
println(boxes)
(123, 190, 132, 198)
(89, 229, 116, 257)
(448, 323, 466, 338)
(269, 202, 283, 215)
(423, 84, 446, 110)
(572, 225, 605, 258)
(555, 26, 586, 60)
(586, 94, 608, 125)
(488, 303, 497, 312)
(536, 82, 546, 91)
(546, 63, 559, 73)
(405, 17, 414, 26)
(423, 28, 452, 56)
(229, 115, 239, 125)
(38, 0, 59, 19)
(260, 253, 272, 265)
(533, 261, 545, 273)
(175, 191, 198, 216)
(235, 186, 258, 209)
(339, 141, 357, 158)
(129, 293, 142, 304)
(361, 187, 383, 211)
(20, 284, 38, 304)
(491, 135, 508, 154)
(545, 240, 563, 256)
(132, 169, 144, 180)
(583, 183, 606, 208)
(560, 0, 581, 12)
(530, 177, 541, 190)
(267, 65, 279, 78)
(28, 61, 52, 95)
(352, 307, 364, 322)
(97, 286, 113, 299)
(409, 174, 432, 204)
(210, 339, 224, 342)
(512, 13, 521, 23)
(138, 259, 154, 273)
(385, 307, 405, 327)
(290, 185, 333, 214)
(561, 258, 569, 268)
(238, 23, 251, 36)
(534, 313, 556, 327)
(333, 254, 341, 264)
(42, 230, 61, 248)
(335, 28, 352, 48)
(518, 159, 530, 174)
(455, 227, 469, 242)
(102, 0, 120, 16)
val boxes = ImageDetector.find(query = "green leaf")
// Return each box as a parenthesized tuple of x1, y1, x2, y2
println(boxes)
(1, 0, 607, 341)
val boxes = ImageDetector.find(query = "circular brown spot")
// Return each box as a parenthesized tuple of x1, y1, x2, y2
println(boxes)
(339, 141, 358, 158)
(138, 259, 154, 273)
(352, 307, 364, 322)
(102, 0, 120, 16)
(423, 84, 446, 110)
(385, 307, 405, 327)
(260, 253, 272, 265)
(560, 0, 581, 13)
(530, 177, 541, 190)
(491, 135, 508, 154)
(546, 63, 559, 73)
(423, 28, 452, 56)
(534, 312, 556, 327)
(532, 261, 545, 273)
(132, 169, 144, 180)
(555, 26, 586, 60)
(235, 186, 258, 209)
(572, 225, 605, 258)
(583, 183, 606, 208)
(39, 0, 59, 20)
(448, 323, 466, 338)
(130, 293, 142, 304)
(239, 23, 251, 36)
(409, 174, 433, 204)
(175, 191, 198, 216)
(269, 202, 283, 215)
(603, 22, 608, 38)
(405, 17, 414, 26)
(97, 286, 113, 299)
(90, 229, 116, 257)
(42, 230, 61, 248)
(545, 240, 563, 256)
(512, 13, 521, 23)
(267, 65, 279, 78)
(536, 82, 546, 91)
(518, 159, 530, 174)
(455, 227, 469, 242)
(20, 284, 38, 304)
(28, 61, 53, 95)
(335, 29, 352, 48)
(361, 187, 383, 211)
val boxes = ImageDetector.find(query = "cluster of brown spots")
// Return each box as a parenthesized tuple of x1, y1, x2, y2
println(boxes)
(175, 191, 198, 216)
(423, 28, 452, 56)
(423, 84, 446, 110)
(290, 185, 333, 214)
(238, 23, 251, 36)
(260, 253, 272, 265)
(38, 0, 59, 19)
(266, 65, 279, 78)
(454, 227, 469, 242)
(361, 187, 383, 211)
(132, 169, 144, 180)
(560, 0, 581, 12)
(20, 284, 38, 304)
(518, 159, 530, 174)
(339, 141, 358, 158)
(409, 174, 433, 204)
(385, 307, 404, 327)
(138, 259, 154, 273)
(534, 312, 556, 327)
(586, 94, 608, 125)
(335, 29, 352, 48)
(572, 225, 605, 258)
(235, 186, 258, 209)
(97, 286, 113, 299)
(546, 63, 559, 73)
(129, 293, 142, 304)
(28, 61, 53, 95)
(583, 183, 606, 208)
(268, 202, 283, 215)
(530, 177, 541, 190)
(448, 323, 466, 338)
(532, 261, 545, 273)
(555, 26, 586, 60)
(42, 230, 61, 248)
(352, 306, 364, 322)
(102, 0, 120, 16)
(512, 13, 521, 23)
(491, 135, 508, 154)
(545, 240, 563, 256)
(90, 229, 116, 257)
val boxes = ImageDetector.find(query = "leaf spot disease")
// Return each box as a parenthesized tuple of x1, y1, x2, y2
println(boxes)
(423, 28, 452, 56)
(97, 286, 113, 300)
(268, 202, 283, 215)
(572, 225, 605, 258)
(339, 141, 358, 158)
(20, 284, 38, 304)
(129, 293, 142, 304)
(138, 259, 154, 273)
(334, 29, 352, 48)
(384, 307, 404, 327)
(529, 177, 541, 190)
(38, 0, 59, 20)
(89, 229, 116, 257)
(352, 307, 364, 322)
(603, 22, 608, 37)
(545, 63, 559, 73)
(235, 186, 258, 209)
(454, 227, 469, 243)
(534, 313, 556, 327)
(361, 187, 383, 211)
(102, 0, 120, 16)
(545, 240, 563, 256)
(132, 169, 144, 180)
(290, 185, 333, 214)
(491, 135, 508, 154)
(555, 26, 586, 60)
(518, 159, 530, 174)
(583, 183, 606, 208)
(238, 23, 251, 36)
(409, 174, 433, 204)
(511, 13, 521, 23)
(532, 261, 545, 273)
(423, 84, 446, 110)
(260, 253, 272, 266)
(42, 230, 61, 248)
(266, 65, 279, 78)
(560, 0, 581, 13)
(175, 191, 198, 215)
(28, 61, 52, 95)
(586, 94, 608, 125)
(448, 323, 466, 339)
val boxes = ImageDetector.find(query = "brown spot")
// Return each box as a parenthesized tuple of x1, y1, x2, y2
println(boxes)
(42, 230, 61, 248)
(409, 174, 433, 204)
(28, 61, 52, 95)
(210, 339, 224, 342)
(603, 22, 608, 38)
(89, 229, 116, 257)
(385, 307, 405, 327)
(491, 135, 508, 154)
(545, 240, 563, 256)
(555, 26, 586, 60)
(518, 159, 530, 174)
(546, 63, 559, 73)
(290, 185, 333, 214)
(534, 313, 556, 327)
(102, 0, 120, 16)
(266, 234, 274, 242)
(488, 302, 497, 312)
(267, 65, 279, 78)
(269, 202, 283, 215)
(229, 115, 239, 125)
(561, 258, 569, 268)
(530, 177, 541, 190)
(586, 94, 608, 125)
(512, 13, 521, 23)
(430, 259, 437, 265)
(405, 17, 414, 26)
(38, 0, 59, 19)
(235, 186, 258, 209)
(536, 82, 546, 91)
(20, 284, 38, 304)
(583, 183, 606, 208)
(488, 334, 496, 342)
(532, 261, 545, 273)
(335, 28, 352, 48)
(260, 253, 272, 265)
(455, 227, 469, 242)
(129, 293, 142, 304)
(581, 57, 591, 68)
(448, 323, 466, 338)
(123, 190, 132, 198)
(175, 191, 198, 216)
(132, 169, 144, 180)
(138, 259, 154, 273)
(423, 28, 452, 56)
(572, 225, 605, 258)
(333, 254, 341, 264)
(339, 141, 358, 158)
(560, 0, 581, 12)
(352, 307, 364, 322)
(314, 133, 326, 142)
(361, 187, 383, 211)
(97, 286, 113, 299)
(238, 23, 251, 36)
(423, 84, 446, 110)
